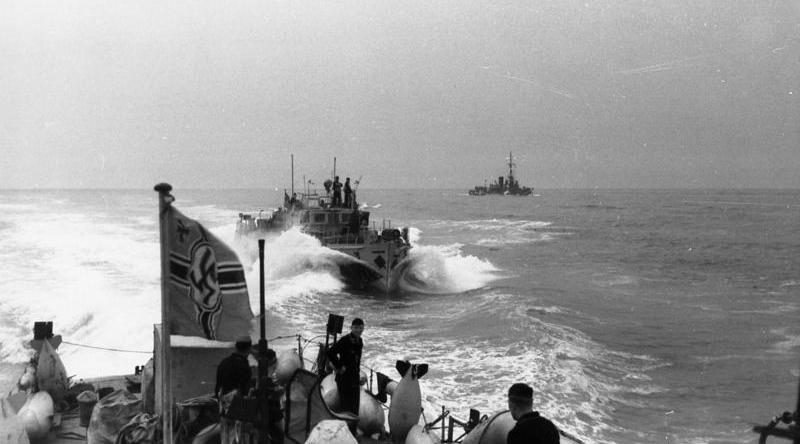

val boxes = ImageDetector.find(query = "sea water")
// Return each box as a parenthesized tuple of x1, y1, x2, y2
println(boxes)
(0, 188, 797, 443)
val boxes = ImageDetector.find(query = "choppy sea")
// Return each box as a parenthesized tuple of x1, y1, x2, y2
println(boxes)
(0, 188, 798, 443)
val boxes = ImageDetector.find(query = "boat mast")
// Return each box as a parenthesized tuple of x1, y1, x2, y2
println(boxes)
(333, 156, 337, 180)
(508, 151, 515, 188)
(291, 154, 294, 198)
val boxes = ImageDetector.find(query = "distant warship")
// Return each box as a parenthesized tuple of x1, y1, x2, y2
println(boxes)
(468, 151, 532, 196)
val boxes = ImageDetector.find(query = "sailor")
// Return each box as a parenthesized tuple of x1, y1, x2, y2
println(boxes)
(215, 336, 254, 444)
(326, 318, 364, 431)
(332, 176, 343, 207)
(331, 176, 342, 207)
(261, 348, 285, 444)
(289, 192, 299, 209)
(506, 383, 560, 444)
(343, 177, 353, 209)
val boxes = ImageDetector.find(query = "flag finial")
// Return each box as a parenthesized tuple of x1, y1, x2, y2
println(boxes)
(154, 183, 173, 193)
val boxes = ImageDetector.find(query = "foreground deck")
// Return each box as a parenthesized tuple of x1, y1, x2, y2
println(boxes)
(43, 374, 400, 444)
(48, 374, 136, 444)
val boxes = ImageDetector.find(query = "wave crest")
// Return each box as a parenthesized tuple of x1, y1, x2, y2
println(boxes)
(397, 244, 500, 294)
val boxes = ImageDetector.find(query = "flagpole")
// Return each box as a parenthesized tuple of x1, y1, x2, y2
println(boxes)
(258, 238, 267, 354)
(256, 238, 270, 442)
(154, 183, 174, 444)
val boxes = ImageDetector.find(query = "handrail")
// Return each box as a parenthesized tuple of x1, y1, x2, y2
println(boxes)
(753, 411, 798, 444)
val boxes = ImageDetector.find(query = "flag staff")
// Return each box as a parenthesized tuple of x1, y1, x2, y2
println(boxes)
(258, 238, 267, 357)
(154, 182, 174, 444)
(256, 238, 270, 389)
(256, 238, 271, 443)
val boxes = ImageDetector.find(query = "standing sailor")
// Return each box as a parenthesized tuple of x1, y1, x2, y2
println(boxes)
(343, 178, 353, 209)
(332, 176, 343, 207)
(216, 336, 254, 444)
(326, 318, 364, 432)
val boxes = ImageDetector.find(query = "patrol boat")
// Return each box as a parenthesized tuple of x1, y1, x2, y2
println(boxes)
(468, 151, 533, 196)
(236, 184, 411, 292)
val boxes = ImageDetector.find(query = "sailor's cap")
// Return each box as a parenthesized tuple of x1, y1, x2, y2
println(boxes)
(235, 336, 253, 347)
(508, 383, 533, 401)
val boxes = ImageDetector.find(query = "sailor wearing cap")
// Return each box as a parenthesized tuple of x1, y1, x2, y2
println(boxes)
(506, 383, 560, 444)
(332, 176, 343, 207)
(216, 336, 253, 444)
(327, 318, 364, 430)
(263, 347, 278, 375)
(216, 336, 254, 398)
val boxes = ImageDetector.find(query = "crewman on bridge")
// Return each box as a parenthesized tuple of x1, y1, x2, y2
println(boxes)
(344, 177, 353, 208)
(332, 176, 343, 207)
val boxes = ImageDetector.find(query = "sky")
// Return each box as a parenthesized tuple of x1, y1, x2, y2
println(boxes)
(1, 0, 798, 189)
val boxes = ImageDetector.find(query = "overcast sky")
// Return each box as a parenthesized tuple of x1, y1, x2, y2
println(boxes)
(2, 0, 798, 189)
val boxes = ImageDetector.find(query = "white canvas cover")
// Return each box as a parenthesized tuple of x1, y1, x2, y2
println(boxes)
(87, 390, 142, 444)
(460, 410, 515, 444)
(116, 412, 160, 444)
(0, 396, 30, 444)
(284, 369, 357, 444)
(303, 420, 357, 444)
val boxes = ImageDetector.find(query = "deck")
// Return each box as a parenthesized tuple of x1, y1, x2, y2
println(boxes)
(41, 374, 401, 444)
(48, 374, 136, 444)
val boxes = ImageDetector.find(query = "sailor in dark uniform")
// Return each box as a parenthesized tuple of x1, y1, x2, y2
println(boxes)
(289, 192, 299, 209)
(326, 318, 364, 429)
(506, 383, 560, 444)
(343, 177, 353, 208)
(215, 336, 254, 444)
(332, 176, 343, 207)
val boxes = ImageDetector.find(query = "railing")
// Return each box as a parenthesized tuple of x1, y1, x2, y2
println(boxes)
(753, 411, 799, 444)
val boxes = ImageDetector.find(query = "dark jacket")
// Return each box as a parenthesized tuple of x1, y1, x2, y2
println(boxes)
(215, 353, 251, 396)
(326, 332, 363, 382)
(263, 378, 284, 423)
(507, 411, 560, 444)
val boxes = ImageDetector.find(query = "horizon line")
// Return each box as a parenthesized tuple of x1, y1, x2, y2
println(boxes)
(2, 186, 800, 192)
